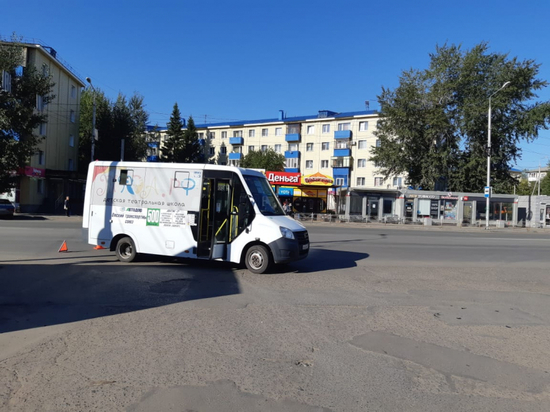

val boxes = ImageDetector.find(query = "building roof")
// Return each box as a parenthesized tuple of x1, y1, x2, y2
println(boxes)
(0, 37, 86, 86)
(193, 109, 378, 129)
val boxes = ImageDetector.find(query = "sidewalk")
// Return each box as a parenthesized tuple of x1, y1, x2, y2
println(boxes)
(11, 213, 83, 221)
(300, 218, 549, 233)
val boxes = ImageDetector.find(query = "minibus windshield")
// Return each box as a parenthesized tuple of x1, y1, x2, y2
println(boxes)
(243, 175, 284, 216)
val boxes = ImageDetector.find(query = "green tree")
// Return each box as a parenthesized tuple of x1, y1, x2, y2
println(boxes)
(515, 177, 533, 195)
(79, 89, 149, 169)
(161, 103, 185, 162)
(78, 87, 110, 170)
(0, 37, 55, 193)
(371, 42, 550, 192)
(180, 116, 204, 163)
(240, 148, 286, 171)
(126, 94, 149, 161)
(540, 173, 550, 196)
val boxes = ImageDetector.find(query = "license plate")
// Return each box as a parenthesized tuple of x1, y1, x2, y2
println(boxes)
(302, 244, 309, 250)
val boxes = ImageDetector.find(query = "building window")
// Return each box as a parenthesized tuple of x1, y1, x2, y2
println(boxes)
(209, 147, 215, 156)
(356, 177, 365, 186)
(321, 160, 329, 168)
(393, 177, 403, 187)
(321, 142, 330, 150)
(359, 121, 368, 131)
(306, 160, 313, 169)
(285, 158, 299, 168)
(357, 159, 366, 168)
(68, 158, 73, 171)
(69, 134, 74, 147)
(36, 95, 45, 111)
(262, 128, 268, 137)
(233, 130, 242, 137)
(249, 129, 255, 137)
(248, 145, 255, 152)
(275, 127, 282, 136)
(274, 144, 281, 153)
(198, 132, 204, 139)
(261, 145, 268, 152)
(220, 146, 227, 154)
(38, 150, 44, 165)
(374, 177, 384, 187)
(37, 179, 44, 194)
(335, 178, 345, 186)
(71, 85, 76, 99)
(338, 122, 351, 131)
(39, 123, 47, 136)
(358, 140, 367, 149)
(307, 125, 315, 135)
(70, 110, 75, 123)
(209, 131, 216, 139)
(221, 131, 227, 139)
(306, 143, 314, 152)
(1, 70, 12, 93)
(376, 139, 381, 147)
(322, 124, 330, 133)
(288, 124, 300, 134)
(288, 143, 298, 151)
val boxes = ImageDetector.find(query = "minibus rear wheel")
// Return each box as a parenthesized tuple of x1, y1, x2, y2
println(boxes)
(116, 236, 136, 263)
(245, 244, 271, 274)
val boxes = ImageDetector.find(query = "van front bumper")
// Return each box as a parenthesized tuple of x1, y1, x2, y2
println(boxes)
(269, 230, 309, 264)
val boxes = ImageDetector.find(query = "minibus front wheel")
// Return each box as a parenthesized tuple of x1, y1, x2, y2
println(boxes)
(245, 244, 271, 274)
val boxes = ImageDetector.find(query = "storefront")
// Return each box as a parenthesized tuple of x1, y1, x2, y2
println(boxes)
(346, 189, 518, 226)
(344, 188, 400, 221)
(266, 171, 333, 214)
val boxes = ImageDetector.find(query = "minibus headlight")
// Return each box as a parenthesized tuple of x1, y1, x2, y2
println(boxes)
(280, 226, 295, 240)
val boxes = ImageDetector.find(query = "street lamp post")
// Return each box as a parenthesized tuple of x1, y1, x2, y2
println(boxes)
(485, 81, 511, 229)
(85, 77, 96, 162)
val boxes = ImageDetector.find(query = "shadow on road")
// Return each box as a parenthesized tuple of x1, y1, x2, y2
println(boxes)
(284, 248, 369, 273)
(0, 259, 241, 334)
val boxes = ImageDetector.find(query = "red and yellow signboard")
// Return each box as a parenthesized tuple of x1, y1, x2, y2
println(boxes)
(301, 172, 334, 186)
(266, 171, 301, 186)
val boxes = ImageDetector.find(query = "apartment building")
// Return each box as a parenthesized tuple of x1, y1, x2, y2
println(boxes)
(151, 109, 403, 214)
(526, 167, 548, 183)
(188, 109, 400, 186)
(1, 39, 85, 213)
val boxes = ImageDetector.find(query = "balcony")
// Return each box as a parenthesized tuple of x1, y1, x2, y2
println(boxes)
(333, 148, 351, 157)
(331, 156, 352, 168)
(228, 152, 243, 160)
(285, 133, 301, 142)
(284, 150, 300, 158)
(334, 130, 352, 139)
(229, 137, 244, 145)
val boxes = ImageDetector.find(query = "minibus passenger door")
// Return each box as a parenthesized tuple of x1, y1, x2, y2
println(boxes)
(211, 179, 231, 260)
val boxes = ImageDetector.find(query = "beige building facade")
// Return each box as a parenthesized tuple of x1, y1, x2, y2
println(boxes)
(1, 40, 85, 212)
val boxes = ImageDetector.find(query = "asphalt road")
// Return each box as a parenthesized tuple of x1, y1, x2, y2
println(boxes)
(1, 216, 550, 411)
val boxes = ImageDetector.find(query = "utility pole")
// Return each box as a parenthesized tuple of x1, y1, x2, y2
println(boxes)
(86, 77, 97, 162)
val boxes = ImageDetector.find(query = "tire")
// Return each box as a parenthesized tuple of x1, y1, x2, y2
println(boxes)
(245, 244, 271, 274)
(116, 236, 136, 263)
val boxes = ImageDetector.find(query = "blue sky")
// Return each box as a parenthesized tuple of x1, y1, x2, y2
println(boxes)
(4, 0, 550, 170)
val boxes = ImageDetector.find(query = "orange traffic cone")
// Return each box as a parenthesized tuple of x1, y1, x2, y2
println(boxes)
(94, 245, 105, 250)
(58, 240, 68, 252)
